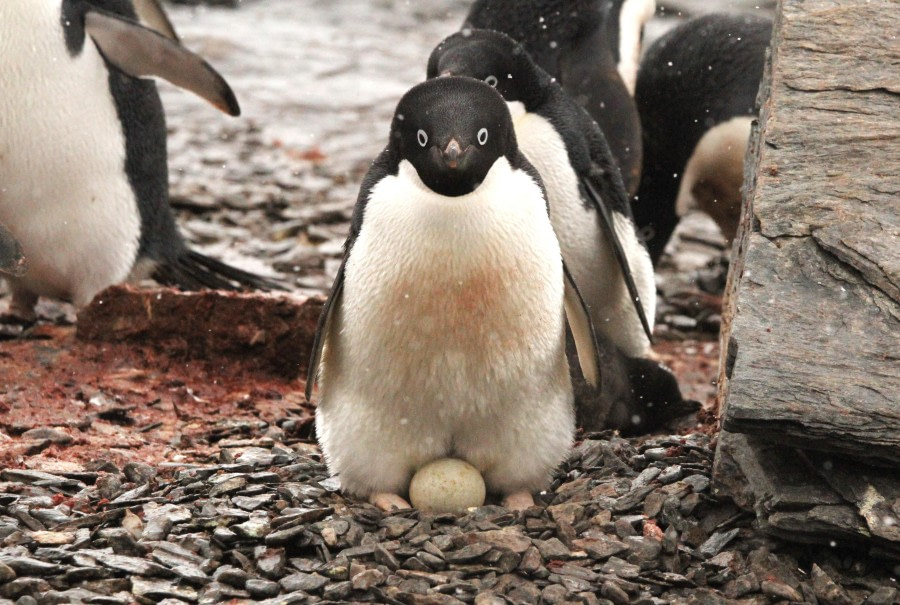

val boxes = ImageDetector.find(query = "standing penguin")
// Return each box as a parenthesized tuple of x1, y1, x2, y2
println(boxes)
(633, 13, 773, 264)
(429, 29, 695, 433)
(306, 77, 601, 511)
(0, 0, 271, 322)
(464, 0, 656, 195)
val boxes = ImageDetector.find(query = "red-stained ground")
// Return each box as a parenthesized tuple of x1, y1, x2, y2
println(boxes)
(0, 297, 719, 471)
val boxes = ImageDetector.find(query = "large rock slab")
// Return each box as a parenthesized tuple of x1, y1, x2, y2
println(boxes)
(717, 0, 900, 465)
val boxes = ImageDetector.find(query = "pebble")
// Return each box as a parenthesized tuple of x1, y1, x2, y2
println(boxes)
(246, 578, 281, 598)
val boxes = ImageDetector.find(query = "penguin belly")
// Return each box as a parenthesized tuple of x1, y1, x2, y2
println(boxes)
(316, 159, 574, 498)
(0, 1, 142, 307)
(509, 105, 655, 357)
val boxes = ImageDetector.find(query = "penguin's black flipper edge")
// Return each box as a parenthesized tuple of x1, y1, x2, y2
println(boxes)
(132, 0, 179, 42)
(305, 259, 345, 403)
(563, 262, 602, 389)
(84, 8, 240, 116)
(0, 222, 28, 278)
(583, 177, 654, 344)
(153, 250, 284, 293)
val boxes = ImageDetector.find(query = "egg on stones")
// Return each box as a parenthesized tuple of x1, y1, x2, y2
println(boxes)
(408, 458, 487, 513)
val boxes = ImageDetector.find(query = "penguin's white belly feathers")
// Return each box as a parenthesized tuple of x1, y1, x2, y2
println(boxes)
(0, 1, 142, 306)
(317, 159, 574, 497)
(509, 102, 654, 357)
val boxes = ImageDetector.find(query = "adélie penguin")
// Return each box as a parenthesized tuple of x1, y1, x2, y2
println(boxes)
(633, 13, 773, 264)
(306, 76, 602, 511)
(0, 0, 273, 322)
(428, 29, 697, 433)
(464, 0, 657, 194)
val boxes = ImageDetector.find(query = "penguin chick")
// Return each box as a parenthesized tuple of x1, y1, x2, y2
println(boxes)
(464, 0, 655, 194)
(429, 29, 695, 434)
(306, 77, 601, 512)
(0, 223, 27, 279)
(633, 13, 773, 264)
(0, 0, 274, 322)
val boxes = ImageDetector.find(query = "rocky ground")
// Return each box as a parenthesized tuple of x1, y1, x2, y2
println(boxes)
(1, 0, 898, 603)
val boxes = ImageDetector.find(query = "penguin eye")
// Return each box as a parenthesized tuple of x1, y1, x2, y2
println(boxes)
(417, 129, 428, 147)
(484, 75, 498, 87)
(477, 128, 489, 145)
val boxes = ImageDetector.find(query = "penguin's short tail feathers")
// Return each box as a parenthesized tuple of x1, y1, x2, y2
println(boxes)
(153, 250, 285, 293)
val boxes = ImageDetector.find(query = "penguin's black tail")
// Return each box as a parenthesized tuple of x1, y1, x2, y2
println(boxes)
(153, 250, 285, 292)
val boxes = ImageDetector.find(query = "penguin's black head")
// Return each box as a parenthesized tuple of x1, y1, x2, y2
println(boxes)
(427, 29, 551, 110)
(391, 76, 517, 197)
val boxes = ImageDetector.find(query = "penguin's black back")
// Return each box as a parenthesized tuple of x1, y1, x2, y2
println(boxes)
(465, 0, 603, 76)
(633, 13, 772, 262)
(61, 0, 187, 265)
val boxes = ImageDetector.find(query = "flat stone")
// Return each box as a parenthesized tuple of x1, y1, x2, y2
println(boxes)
(279, 572, 328, 593)
(601, 581, 630, 605)
(213, 565, 251, 588)
(232, 512, 271, 539)
(698, 529, 741, 559)
(574, 535, 629, 561)
(351, 568, 385, 590)
(447, 542, 492, 563)
(470, 529, 532, 554)
(246, 578, 281, 598)
(255, 546, 286, 578)
(0, 556, 65, 576)
(20, 428, 73, 445)
(535, 538, 570, 561)
(600, 557, 641, 579)
(77, 549, 174, 577)
(131, 577, 198, 602)
(0, 561, 15, 583)
(28, 531, 75, 546)
(322, 580, 352, 601)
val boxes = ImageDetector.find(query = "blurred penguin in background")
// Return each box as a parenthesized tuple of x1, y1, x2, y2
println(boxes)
(465, 0, 657, 195)
(632, 12, 773, 264)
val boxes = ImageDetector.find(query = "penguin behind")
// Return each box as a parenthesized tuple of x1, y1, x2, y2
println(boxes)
(633, 13, 773, 264)
(306, 76, 601, 512)
(428, 29, 697, 434)
(0, 0, 272, 322)
(464, 0, 654, 195)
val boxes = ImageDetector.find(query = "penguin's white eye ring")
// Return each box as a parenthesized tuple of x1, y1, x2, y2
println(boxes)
(484, 75, 499, 87)
(477, 128, 489, 145)
(417, 129, 428, 147)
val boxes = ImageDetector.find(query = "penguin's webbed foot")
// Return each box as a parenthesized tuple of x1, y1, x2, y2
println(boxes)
(369, 492, 412, 512)
(501, 490, 535, 511)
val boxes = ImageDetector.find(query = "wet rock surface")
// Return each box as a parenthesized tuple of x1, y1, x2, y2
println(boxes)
(0, 435, 898, 604)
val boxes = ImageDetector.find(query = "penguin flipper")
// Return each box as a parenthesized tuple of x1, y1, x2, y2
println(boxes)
(0, 222, 27, 278)
(132, 0, 180, 42)
(83, 8, 240, 116)
(153, 250, 284, 292)
(305, 258, 345, 403)
(583, 177, 654, 344)
(563, 262, 602, 388)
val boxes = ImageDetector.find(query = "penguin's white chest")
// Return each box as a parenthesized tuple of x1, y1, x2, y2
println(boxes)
(0, 1, 142, 305)
(322, 158, 570, 411)
(508, 102, 654, 356)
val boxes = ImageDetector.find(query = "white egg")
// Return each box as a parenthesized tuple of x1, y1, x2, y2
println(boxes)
(408, 458, 486, 513)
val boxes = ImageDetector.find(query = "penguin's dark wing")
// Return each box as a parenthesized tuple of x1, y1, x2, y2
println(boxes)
(0, 222, 27, 278)
(305, 148, 399, 403)
(133, 0, 179, 42)
(563, 262, 602, 388)
(83, 8, 240, 116)
(578, 113, 655, 344)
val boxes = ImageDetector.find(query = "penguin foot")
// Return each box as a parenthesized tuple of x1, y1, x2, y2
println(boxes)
(369, 492, 412, 512)
(502, 490, 535, 511)
(3, 290, 38, 325)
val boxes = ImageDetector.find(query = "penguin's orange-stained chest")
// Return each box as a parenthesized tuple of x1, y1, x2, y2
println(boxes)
(339, 158, 564, 359)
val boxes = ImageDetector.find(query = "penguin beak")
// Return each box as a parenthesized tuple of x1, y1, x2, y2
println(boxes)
(442, 139, 462, 169)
